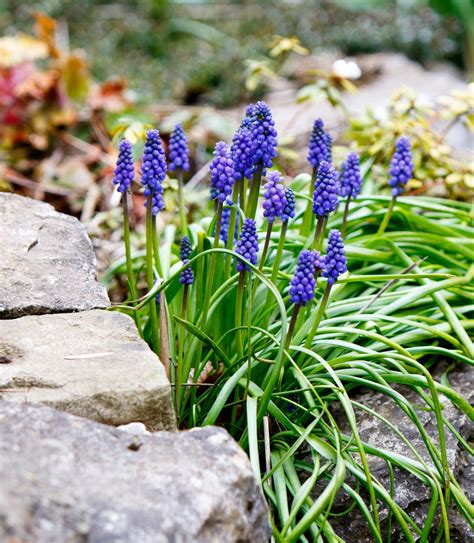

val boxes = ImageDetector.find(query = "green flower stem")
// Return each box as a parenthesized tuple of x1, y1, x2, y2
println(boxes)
(259, 222, 273, 272)
(304, 283, 332, 349)
(261, 221, 288, 328)
(285, 304, 301, 350)
(224, 185, 239, 279)
(341, 196, 352, 238)
(200, 200, 224, 329)
(312, 216, 326, 251)
(377, 196, 396, 236)
(122, 195, 141, 334)
(271, 221, 288, 283)
(300, 166, 316, 236)
(177, 170, 187, 237)
(145, 195, 160, 352)
(151, 215, 163, 278)
(176, 284, 189, 420)
(235, 270, 246, 358)
(239, 178, 247, 217)
(245, 164, 263, 220)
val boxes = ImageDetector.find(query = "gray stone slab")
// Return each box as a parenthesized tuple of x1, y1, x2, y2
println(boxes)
(0, 310, 175, 431)
(0, 401, 270, 543)
(0, 192, 109, 318)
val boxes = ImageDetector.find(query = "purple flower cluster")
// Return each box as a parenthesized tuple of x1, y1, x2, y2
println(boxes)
(210, 141, 235, 204)
(289, 250, 320, 306)
(262, 171, 286, 223)
(236, 218, 259, 272)
(308, 119, 332, 169)
(168, 124, 190, 172)
(339, 152, 362, 198)
(113, 139, 135, 193)
(323, 230, 347, 285)
(388, 137, 414, 197)
(141, 129, 167, 215)
(240, 103, 256, 130)
(281, 188, 296, 223)
(250, 101, 278, 169)
(231, 128, 254, 181)
(180, 260, 194, 285)
(179, 236, 192, 261)
(312, 161, 339, 218)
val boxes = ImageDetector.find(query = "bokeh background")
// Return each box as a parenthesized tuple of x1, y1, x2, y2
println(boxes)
(0, 0, 472, 283)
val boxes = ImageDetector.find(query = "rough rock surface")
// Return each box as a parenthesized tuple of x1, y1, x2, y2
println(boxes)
(0, 310, 175, 431)
(327, 363, 473, 542)
(0, 401, 271, 543)
(0, 192, 109, 318)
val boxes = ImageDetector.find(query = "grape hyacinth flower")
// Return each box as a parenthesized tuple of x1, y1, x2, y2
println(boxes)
(281, 188, 296, 223)
(378, 137, 414, 235)
(339, 152, 362, 236)
(113, 139, 140, 331)
(141, 129, 167, 215)
(289, 250, 319, 306)
(307, 118, 332, 171)
(323, 230, 347, 285)
(262, 171, 286, 223)
(113, 139, 135, 193)
(210, 141, 235, 204)
(388, 137, 414, 197)
(168, 124, 190, 172)
(179, 236, 192, 261)
(231, 128, 254, 181)
(236, 218, 259, 272)
(179, 260, 194, 285)
(339, 152, 362, 198)
(250, 101, 278, 170)
(312, 161, 339, 218)
(240, 103, 256, 129)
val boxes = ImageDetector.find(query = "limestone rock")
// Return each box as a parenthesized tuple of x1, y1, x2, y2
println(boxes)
(0, 192, 109, 318)
(0, 310, 175, 431)
(0, 401, 271, 543)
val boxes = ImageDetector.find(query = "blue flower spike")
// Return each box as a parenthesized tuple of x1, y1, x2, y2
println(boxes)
(339, 152, 362, 199)
(388, 137, 414, 197)
(312, 161, 339, 218)
(141, 129, 167, 215)
(236, 218, 259, 272)
(113, 139, 135, 193)
(281, 188, 296, 223)
(168, 124, 190, 172)
(262, 170, 286, 223)
(210, 141, 236, 204)
(308, 118, 332, 170)
(323, 230, 347, 285)
(289, 250, 319, 306)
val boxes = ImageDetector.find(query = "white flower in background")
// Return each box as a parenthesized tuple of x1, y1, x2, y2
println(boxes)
(332, 59, 362, 80)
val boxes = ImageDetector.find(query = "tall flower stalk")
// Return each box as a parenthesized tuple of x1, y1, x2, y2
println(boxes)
(200, 142, 235, 329)
(311, 161, 339, 250)
(112, 139, 141, 332)
(339, 151, 362, 237)
(301, 118, 332, 236)
(141, 129, 167, 352)
(378, 137, 414, 236)
(245, 101, 278, 220)
(259, 170, 286, 270)
(168, 124, 190, 237)
(305, 230, 346, 348)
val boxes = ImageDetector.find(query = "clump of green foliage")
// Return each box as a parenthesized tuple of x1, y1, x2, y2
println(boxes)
(106, 105, 473, 541)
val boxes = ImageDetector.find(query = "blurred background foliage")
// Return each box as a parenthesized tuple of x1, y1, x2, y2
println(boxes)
(0, 0, 466, 108)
